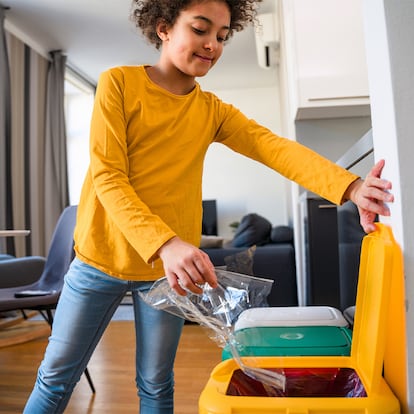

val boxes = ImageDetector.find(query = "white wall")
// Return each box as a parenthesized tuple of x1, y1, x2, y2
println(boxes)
(199, 79, 290, 239)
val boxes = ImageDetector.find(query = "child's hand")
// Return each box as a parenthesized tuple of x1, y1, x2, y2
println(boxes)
(344, 159, 394, 233)
(157, 237, 218, 296)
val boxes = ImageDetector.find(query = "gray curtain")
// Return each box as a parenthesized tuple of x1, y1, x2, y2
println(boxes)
(3, 30, 68, 256)
(44, 50, 69, 246)
(0, 6, 13, 255)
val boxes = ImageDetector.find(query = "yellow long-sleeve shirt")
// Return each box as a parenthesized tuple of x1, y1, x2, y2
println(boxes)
(74, 66, 359, 281)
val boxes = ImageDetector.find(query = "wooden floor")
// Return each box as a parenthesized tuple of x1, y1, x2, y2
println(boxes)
(0, 321, 222, 413)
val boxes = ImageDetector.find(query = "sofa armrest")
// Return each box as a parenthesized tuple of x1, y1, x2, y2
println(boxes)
(0, 256, 46, 288)
(0, 254, 15, 261)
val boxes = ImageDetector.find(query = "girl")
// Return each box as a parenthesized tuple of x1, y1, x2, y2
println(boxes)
(24, 0, 393, 412)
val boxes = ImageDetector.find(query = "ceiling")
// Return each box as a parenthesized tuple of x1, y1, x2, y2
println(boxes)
(2, 0, 278, 90)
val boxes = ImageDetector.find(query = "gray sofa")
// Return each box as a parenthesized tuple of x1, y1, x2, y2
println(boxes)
(201, 212, 298, 307)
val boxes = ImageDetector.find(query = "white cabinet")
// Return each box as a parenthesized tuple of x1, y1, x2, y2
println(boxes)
(281, 0, 370, 120)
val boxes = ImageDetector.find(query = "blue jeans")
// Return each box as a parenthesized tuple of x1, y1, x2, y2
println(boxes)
(23, 258, 185, 413)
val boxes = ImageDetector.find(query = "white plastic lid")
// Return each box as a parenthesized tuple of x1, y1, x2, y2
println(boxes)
(234, 306, 349, 330)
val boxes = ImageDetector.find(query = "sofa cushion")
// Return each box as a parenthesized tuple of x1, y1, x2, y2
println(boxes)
(231, 213, 272, 247)
(270, 225, 293, 244)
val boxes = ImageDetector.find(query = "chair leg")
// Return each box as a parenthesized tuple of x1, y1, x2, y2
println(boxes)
(84, 367, 96, 393)
(43, 308, 96, 393)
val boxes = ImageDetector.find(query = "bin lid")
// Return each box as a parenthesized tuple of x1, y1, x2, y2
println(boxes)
(234, 306, 348, 330)
(351, 224, 400, 394)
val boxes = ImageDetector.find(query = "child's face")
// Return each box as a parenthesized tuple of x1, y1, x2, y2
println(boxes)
(159, 1, 231, 78)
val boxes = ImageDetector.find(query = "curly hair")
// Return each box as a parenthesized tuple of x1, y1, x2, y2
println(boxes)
(130, 0, 262, 49)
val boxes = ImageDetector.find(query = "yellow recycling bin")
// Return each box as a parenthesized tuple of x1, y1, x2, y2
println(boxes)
(199, 224, 401, 414)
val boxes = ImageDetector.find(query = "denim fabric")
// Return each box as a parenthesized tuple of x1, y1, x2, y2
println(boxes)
(23, 258, 184, 414)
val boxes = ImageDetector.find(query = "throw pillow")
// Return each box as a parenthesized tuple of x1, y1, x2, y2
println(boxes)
(231, 213, 272, 247)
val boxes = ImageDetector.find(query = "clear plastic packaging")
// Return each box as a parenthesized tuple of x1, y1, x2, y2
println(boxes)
(140, 269, 286, 390)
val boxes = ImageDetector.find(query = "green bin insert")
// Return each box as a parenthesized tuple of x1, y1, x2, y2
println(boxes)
(222, 325, 352, 360)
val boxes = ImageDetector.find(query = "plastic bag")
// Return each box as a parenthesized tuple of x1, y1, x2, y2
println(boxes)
(140, 269, 286, 390)
(141, 269, 273, 345)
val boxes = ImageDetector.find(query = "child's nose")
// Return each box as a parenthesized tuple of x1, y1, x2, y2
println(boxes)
(204, 38, 217, 52)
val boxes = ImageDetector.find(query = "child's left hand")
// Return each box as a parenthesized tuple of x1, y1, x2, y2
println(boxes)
(344, 159, 394, 233)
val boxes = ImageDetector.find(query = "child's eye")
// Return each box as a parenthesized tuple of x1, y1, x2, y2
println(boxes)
(192, 27, 205, 35)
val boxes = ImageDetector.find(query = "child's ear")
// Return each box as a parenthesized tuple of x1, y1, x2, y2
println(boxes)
(156, 19, 170, 42)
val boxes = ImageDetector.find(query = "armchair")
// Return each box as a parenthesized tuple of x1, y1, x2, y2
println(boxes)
(0, 205, 95, 393)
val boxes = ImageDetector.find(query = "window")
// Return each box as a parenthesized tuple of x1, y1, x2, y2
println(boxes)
(64, 71, 95, 204)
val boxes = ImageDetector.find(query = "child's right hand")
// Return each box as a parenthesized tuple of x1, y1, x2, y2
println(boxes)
(157, 236, 218, 296)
